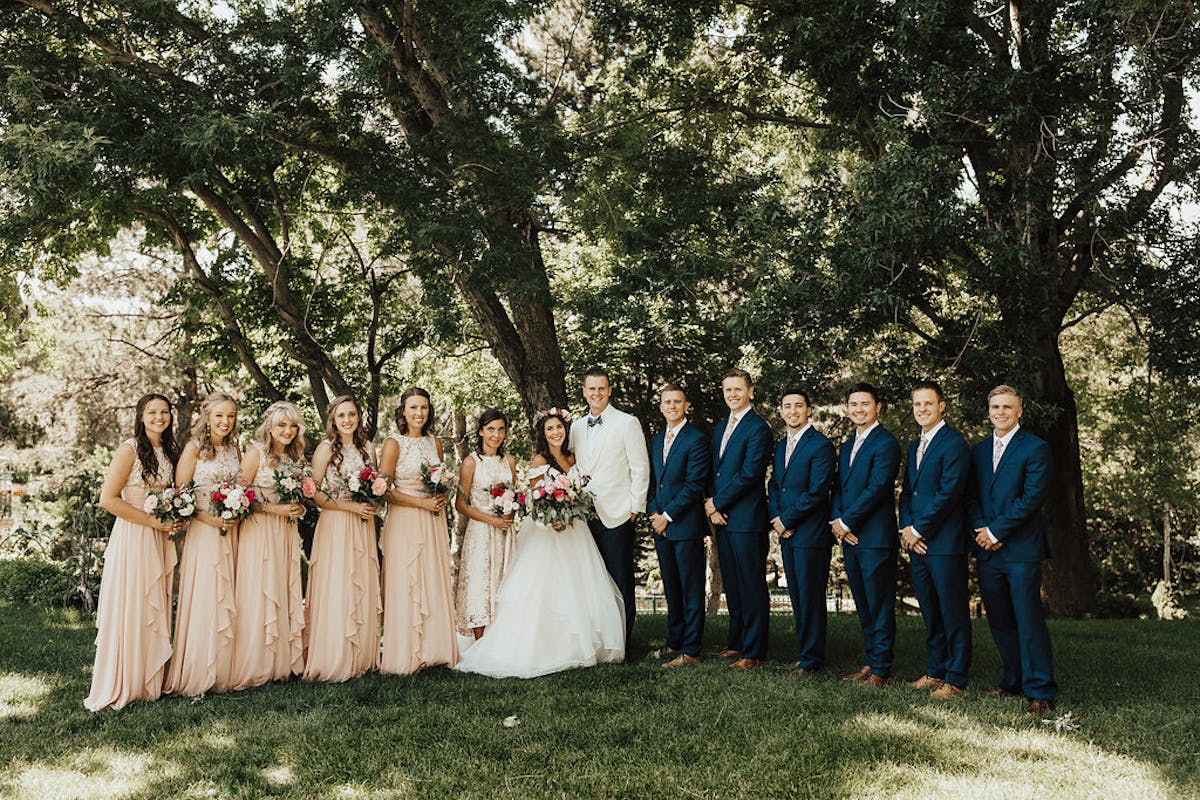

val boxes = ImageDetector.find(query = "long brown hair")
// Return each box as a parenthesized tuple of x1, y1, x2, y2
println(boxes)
(394, 387, 437, 437)
(133, 393, 178, 484)
(532, 410, 573, 467)
(325, 395, 370, 473)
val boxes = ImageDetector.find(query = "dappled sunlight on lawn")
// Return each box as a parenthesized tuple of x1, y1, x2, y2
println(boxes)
(842, 707, 1174, 799)
(0, 672, 50, 719)
(4, 746, 180, 800)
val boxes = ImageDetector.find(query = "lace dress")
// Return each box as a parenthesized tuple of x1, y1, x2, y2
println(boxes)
(455, 464, 625, 678)
(303, 443, 381, 682)
(230, 442, 306, 689)
(454, 453, 516, 634)
(379, 434, 458, 674)
(165, 443, 240, 696)
(85, 441, 177, 711)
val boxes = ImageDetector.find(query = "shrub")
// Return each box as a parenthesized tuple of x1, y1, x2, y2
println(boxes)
(0, 557, 71, 607)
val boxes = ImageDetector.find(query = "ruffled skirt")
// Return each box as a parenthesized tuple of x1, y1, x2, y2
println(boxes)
(302, 510, 381, 682)
(164, 520, 237, 696)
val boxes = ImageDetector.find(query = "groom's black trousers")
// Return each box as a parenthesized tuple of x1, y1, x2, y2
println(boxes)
(590, 518, 636, 644)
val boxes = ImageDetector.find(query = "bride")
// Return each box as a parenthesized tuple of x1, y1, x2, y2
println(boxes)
(455, 408, 626, 678)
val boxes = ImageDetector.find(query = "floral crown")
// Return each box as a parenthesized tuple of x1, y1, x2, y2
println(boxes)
(535, 407, 573, 424)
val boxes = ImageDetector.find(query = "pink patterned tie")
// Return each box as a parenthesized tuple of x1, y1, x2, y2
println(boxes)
(993, 438, 1004, 472)
(663, 427, 678, 461)
(719, 415, 739, 457)
(849, 435, 865, 466)
(784, 433, 799, 467)
(916, 435, 929, 469)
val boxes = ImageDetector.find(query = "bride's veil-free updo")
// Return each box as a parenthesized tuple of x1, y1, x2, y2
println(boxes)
(532, 408, 573, 465)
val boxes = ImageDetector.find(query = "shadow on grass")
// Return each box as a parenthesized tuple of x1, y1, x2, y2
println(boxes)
(1, 604, 1196, 799)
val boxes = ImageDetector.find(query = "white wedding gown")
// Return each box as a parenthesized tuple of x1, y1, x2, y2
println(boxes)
(454, 465, 626, 678)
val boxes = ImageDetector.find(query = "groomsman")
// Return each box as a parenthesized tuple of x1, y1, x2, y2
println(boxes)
(705, 369, 773, 670)
(647, 385, 712, 668)
(570, 368, 650, 645)
(830, 382, 902, 687)
(767, 390, 836, 677)
(968, 385, 1057, 714)
(899, 380, 972, 698)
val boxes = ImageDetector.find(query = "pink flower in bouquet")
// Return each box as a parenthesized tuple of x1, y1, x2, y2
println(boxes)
(372, 477, 389, 496)
(300, 477, 317, 498)
(555, 473, 571, 490)
(143, 495, 159, 513)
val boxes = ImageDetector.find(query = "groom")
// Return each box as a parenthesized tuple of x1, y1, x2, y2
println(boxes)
(569, 368, 650, 645)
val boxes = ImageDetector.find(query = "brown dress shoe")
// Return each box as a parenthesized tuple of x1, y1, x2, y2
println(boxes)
(729, 658, 763, 670)
(714, 648, 742, 659)
(662, 654, 700, 669)
(661, 647, 681, 658)
(930, 683, 965, 699)
(841, 666, 872, 682)
(1025, 699, 1055, 715)
(861, 674, 890, 687)
(787, 667, 815, 678)
(981, 686, 1021, 698)
(909, 675, 944, 690)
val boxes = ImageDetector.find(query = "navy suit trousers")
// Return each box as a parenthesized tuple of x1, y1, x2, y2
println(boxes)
(781, 541, 831, 670)
(716, 529, 770, 660)
(590, 518, 636, 644)
(977, 556, 1056, 700)
(910, 553, 972, 687)
(654, 535, 706, 656)
(842, 545, 897, 677)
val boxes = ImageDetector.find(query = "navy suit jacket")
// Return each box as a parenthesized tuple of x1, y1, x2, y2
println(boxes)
(967, 428, 1051, 563)
(831, 425, 901, 550)
(898, 424, 971, 556)
(707, 409, 773, 532)
(647, 422, 712, 541)
(767, 427, 836, 549)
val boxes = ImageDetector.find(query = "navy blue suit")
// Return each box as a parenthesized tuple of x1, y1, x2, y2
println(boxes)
(968, 427, 1056, 701)
(767, 427, 836, 670)
(899, 423, 972, 687)
(707, 409, 773, 659)
(648, 421, 712, 657)
(831, 424, 901, 678)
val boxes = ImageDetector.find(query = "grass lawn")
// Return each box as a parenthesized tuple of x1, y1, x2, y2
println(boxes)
(0, 603, 1197, 799)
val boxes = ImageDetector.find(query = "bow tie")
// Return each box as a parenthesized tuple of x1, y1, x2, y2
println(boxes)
(587, 415, 604, 428)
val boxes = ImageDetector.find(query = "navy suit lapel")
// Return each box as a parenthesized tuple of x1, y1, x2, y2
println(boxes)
(784, 427, 815, 478)
(989, 430, 1021, 486)
(915, 426, 948, 480)
(843, 425, 879, 482)
(718, 411, 753, 464)
(661, 424, 688, 472)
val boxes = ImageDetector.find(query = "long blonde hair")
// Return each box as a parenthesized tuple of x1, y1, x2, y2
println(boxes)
(254, 401, 308, 468)
(191, 392, 240, 460)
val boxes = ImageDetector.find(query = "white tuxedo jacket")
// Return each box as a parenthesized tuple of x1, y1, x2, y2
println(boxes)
(569, 405, 650, 529)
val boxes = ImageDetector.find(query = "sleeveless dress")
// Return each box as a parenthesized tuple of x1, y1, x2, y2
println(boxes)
(303, 443, 382, 682)
(230, 442, 306, 689)
(85, 441, 177, 711)
(165, 444, 240, 696)
(454, 464, 625, 678)
(454, 453, 516, 634)
(379, 434, 458, 674)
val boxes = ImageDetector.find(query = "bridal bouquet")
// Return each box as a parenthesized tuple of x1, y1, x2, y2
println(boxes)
(211, 481, 256, 532)
(487, 482, 527, 518)
(273, 463, 317, 523)
(143, 482, 197, 536)
(529, 471, 595, 531)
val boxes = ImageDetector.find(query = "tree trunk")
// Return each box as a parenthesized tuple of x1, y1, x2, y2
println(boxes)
(1162, 501, 1173, 586)
(1031, 334, 1096, 617)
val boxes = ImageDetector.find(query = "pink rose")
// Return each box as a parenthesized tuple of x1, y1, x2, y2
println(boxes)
(372, 477, 389, 496)
(301, 477, 317, 498)
(143, 495, 158, 512)
(553, 489, 566, 501)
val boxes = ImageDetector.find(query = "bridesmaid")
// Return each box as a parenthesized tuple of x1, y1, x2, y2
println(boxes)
(230, 401, 308, 689)
(165, 392, 241, 696)
(86, 394, 182, 711)
(378, 387, 458, 674)
(454, 408, 517, 639)
(303, 395, 382, 682)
